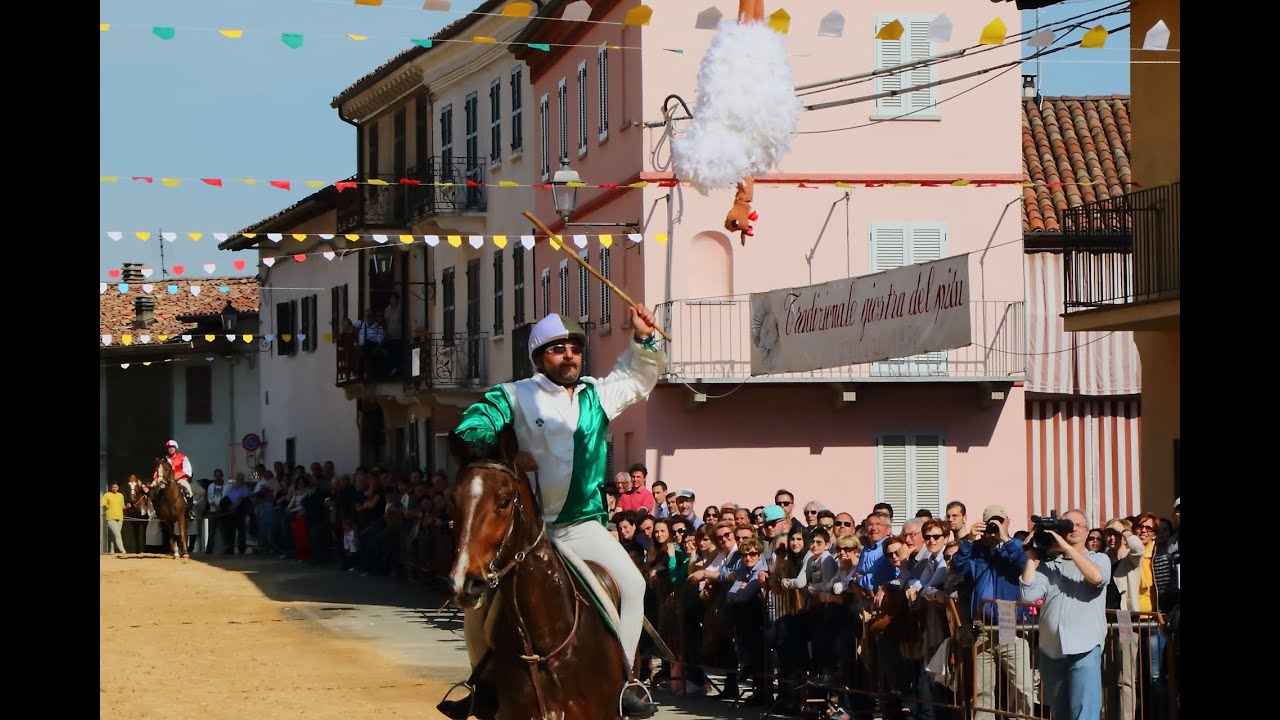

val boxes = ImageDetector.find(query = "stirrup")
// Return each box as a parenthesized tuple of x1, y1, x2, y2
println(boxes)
(437, 681, 474, 720)
(619, 677, 656, 718)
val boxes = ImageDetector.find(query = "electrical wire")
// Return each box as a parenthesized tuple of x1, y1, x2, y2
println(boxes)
(797, 21, 1130, 134)
(795, 2, 1130, 98)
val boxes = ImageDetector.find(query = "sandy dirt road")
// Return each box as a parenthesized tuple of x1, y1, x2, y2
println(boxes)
(99, 555, 455, 720)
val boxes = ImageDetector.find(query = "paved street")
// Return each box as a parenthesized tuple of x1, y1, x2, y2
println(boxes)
(206, 553, 780, 719)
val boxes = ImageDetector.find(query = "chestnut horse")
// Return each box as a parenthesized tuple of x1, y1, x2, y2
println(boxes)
(148, 458, 190, 559)
(447, 427, 628, 720)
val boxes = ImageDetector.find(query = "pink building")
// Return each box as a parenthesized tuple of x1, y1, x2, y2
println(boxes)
(510, 1, 1136, 529)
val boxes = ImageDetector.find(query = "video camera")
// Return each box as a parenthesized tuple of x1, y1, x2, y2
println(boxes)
(1028, 510, 1075, 560)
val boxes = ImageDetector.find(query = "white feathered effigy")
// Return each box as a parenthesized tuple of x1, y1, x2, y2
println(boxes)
(671, 19, 802, 195)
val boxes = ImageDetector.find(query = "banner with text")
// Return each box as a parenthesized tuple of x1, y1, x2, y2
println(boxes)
(749, 255, 971, 375)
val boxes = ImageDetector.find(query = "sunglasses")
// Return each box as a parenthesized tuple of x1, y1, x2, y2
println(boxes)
(1137, 524, 1157, 532)
(673, 528, 687, 535)
(923, 533, 946, 540)
(820, 523, 834, 530)
(809, 538, 827, 545)
(544, 342, 584, 356)
(743, 550, 761, 556)
(836, 520, 855, 527)
(805, 510, 819, 515)
(777, 500, 793, 506)
(736, 536, 754, 543)
(716, 533, 733, 541)
(836, 546, 859, 554)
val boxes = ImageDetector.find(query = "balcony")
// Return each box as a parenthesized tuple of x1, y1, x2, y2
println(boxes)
(335, 157, 488, 234)
(408, 333, 490, 389)
(654, 298, 1025, 383)
(1063, 182, 1180, 315)
(335, 333, 410, 387)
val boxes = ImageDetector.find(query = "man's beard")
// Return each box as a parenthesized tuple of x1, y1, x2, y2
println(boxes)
(546, 360, 581, 386)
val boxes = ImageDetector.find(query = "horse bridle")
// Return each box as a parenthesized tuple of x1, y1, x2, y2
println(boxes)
(463, 461, 546, 589)
(460, 460, 585, 720)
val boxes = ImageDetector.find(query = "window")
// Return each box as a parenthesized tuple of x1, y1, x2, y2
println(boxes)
(440, 103, 454, 182)
(539, 94, 550, 181)
(559, 259, 569, 315)
(285, 437, 296, 472)
(415, 91, 429, 170)
(876, 431, 944, 531)
(874, 16, 938, 120)
(870, 222, 947, 374)
(466, 258, 481, 336)
(394, 107, 407, 180)
(578, 249, 590, 320)
(598, 47, 609, 142)
(489, 79, 502, 163)
(493, 252, 505, 335)
(540, 267, 551, 317)
(367, 121, 380, 177)
(185, 365, 212, 424)
(513, 245, 526, 325)
(577, 61, 588, 157)
(510, 66, 524, 153)
(599, 245, 612, 324)
(276, 299, 296, 356)
(330, 284, 349, 338)
(442, 266, 456, 341)
(300, 294, 318, 352)
(465, 92, 479, 166)
(557, 78, 568, 166)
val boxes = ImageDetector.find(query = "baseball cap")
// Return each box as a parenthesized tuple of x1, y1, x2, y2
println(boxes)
(762, 504, 786, 523)
(982, 504, 1009, 523)
(672, 488, 695, 500)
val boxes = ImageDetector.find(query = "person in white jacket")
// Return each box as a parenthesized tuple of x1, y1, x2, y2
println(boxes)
(1105, 517, 1146, 720)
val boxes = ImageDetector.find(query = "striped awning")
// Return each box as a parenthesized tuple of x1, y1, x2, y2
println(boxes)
(1026, 398, 1141, 527)
(1024, 252, 1141, 395)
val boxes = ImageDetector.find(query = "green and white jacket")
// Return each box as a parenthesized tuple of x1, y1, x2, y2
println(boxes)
(455, 334, 665, 526)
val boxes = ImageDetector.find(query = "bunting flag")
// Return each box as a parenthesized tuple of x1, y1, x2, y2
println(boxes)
(103, 176, 1039, 194)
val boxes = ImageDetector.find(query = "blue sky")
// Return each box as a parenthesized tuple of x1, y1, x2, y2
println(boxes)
(100, 0, 1130, 279)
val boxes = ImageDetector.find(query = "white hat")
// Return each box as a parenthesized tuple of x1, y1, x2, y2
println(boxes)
(166, 440, 179, 449)
(527, 314, 587, 362)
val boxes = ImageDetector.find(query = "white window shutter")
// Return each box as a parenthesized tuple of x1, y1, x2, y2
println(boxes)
(907, 21, 936, 114)
(875, 18, 904, 113)
(539, 94, 550, 180)
(912, 434, 943, 516)
(871, 224, 908, 272)
(909, 224, 945, 264)
(878, 434, 910, 533)
(557, 79, 568, 164)
(599, 245, 612, 324)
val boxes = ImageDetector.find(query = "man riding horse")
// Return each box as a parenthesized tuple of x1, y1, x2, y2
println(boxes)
(157, 439, 197, 521)
(437, 307, 664, 720)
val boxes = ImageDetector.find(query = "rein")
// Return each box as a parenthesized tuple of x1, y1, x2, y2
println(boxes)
(461, 460, 585, 720)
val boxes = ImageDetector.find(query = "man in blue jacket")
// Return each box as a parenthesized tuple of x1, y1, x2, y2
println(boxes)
(948, 504, 1035, 720)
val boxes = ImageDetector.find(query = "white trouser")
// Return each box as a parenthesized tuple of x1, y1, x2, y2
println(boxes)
(106, 519, 126, 553)
(463, 519, 646, 673)
(177, 479, 192, 495)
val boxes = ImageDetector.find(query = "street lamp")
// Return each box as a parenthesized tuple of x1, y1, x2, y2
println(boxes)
(551, 156, 581, 223)
(220, 301, 238, 332)
(1022, 75, 1037, 99)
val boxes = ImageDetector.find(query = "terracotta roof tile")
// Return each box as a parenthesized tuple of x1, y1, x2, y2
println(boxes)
(100, 277, 259, 340)
(1022, 96, 1131, 233)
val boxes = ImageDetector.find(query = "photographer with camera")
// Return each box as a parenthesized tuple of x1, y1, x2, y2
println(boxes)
(949, 504, 1035, 720)
(1020, 509, 1109, 720)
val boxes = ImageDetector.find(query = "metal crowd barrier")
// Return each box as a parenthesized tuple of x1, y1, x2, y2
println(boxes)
(973, 599, 1177, 720)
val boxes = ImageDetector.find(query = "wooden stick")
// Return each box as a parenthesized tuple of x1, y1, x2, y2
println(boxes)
(521, 210, 671, 342)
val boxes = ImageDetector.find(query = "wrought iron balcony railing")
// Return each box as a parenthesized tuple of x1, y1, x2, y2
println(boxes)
(653, 297, 1025, 383)
(1063, 182, 1180, 311)
(335, 157, 488, 234)
(409, 332, 489, 389)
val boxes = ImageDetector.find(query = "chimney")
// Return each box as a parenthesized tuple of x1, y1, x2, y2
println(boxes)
(134, 295, 156, 327)
(122, 262, 145, 284)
